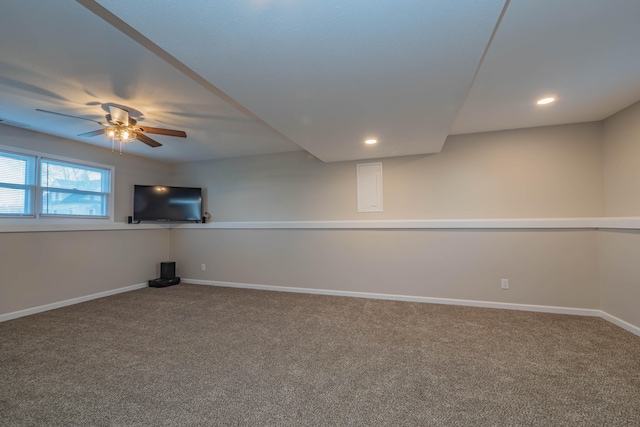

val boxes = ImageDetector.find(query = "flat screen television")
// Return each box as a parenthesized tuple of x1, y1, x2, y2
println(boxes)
(133, 185, 202, 222)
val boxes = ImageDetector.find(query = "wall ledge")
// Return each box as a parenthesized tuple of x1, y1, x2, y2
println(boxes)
(0, 222, 170, 233)
(2, 216, 640, 233)
(597, 216, 640, 230)
(175, 216, 640, 230)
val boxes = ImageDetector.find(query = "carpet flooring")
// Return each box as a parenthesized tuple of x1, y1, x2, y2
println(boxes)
(1, 284, 639, 426)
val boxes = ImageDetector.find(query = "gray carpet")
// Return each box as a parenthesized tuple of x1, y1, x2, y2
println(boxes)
(1, 284, 639, 426)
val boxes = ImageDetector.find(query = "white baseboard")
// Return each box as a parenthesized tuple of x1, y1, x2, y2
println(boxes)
(187, 279, 640, 336)
(4, 279, 638, 338)
(184, 279, 601, 317)
(598, 311, 640, 337)
(0, 282, 148, 323)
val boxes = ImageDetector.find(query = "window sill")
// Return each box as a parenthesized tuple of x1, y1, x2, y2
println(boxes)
(0, 221, 171, 233)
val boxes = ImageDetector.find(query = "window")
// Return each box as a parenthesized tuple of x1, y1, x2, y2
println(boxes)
(40, 159, 111, 217)
(0, 147, 113, 220)
(0, 151, 36, 216)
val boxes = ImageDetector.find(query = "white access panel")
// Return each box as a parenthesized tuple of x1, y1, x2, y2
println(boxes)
(357, 162, 383, 212)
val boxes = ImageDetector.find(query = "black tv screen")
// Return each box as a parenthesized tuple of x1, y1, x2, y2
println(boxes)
(133, 185, 202, 222)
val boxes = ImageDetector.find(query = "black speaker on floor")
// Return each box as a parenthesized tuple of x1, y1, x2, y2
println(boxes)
(149, 277, 180, 288)
(161, 261, 176, 279)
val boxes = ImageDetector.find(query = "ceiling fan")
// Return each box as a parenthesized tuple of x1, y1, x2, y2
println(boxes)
(36, 105, 187, 152)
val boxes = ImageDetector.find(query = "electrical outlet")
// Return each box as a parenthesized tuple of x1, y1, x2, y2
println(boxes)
(501, 278, 509, 290)
(201, 263, 206, 271)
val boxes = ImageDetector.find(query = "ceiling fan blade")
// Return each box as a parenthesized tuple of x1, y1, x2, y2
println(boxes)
(36, 108, 107, 125)
(135, 132, 162, 147)
(109, 105, 130, 126)
(77, 129, 106, 137)
(134, 126, 187, 138)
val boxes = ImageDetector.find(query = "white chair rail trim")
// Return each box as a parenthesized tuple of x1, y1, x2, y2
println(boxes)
(2, 216, 640, 233)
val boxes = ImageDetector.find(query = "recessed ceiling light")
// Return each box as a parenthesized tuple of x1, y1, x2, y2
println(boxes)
(365, 139, 377, 145)
(536, 97, 555, 105)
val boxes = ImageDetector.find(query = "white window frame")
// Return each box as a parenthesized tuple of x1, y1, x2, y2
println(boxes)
(0, 144, 115, 222)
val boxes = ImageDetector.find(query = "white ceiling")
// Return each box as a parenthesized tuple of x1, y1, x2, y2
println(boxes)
(0, 0, 639, 164)
(451, 0, 640, 135)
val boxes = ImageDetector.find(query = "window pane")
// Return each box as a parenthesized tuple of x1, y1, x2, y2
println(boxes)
(0, 150, 36, 216)
(41, 159, 110, 193)
(0, 152, 35, 185)
(40, 158, 111, 217)
(0, 187, 32, 215)
(41, 190, 107, 217)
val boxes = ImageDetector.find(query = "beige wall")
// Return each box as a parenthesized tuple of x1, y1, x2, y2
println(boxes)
(602, 100, 640, 217)
(171, 228, 600, 309)
(0, 229, 170, 314)
(597, 100, 640, 329)
(597, 230, 640, 328)
(3, 108, 640, 331)
(0, 230, 169, 314)
(168, 122, 609, 314)
(173, 122, 605, 221)
(168, 122, 611, 318)
(1, 125, 173, 316)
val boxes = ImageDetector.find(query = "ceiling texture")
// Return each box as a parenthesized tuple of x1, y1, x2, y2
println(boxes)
(0, 0, 639, 163)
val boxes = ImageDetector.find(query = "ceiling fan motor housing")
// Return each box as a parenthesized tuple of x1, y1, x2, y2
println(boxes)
(106, 114, 136, 126)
